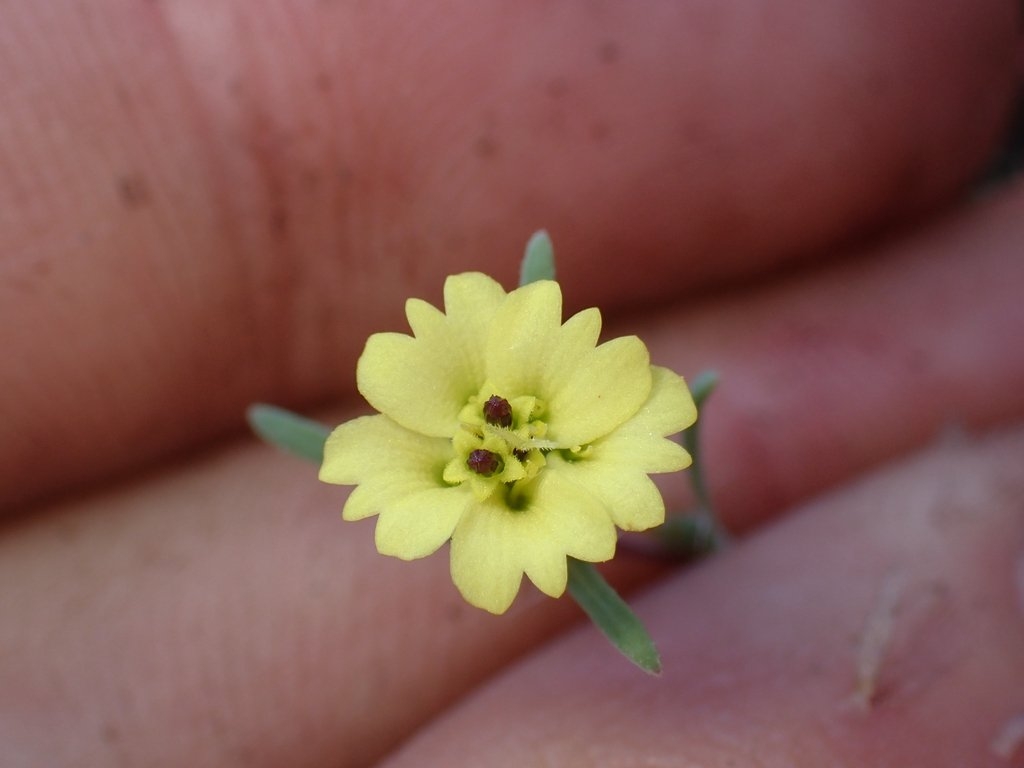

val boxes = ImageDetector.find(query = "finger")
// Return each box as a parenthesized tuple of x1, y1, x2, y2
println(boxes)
(385, 427, 1024, 768)
(1, 0, 1018, 510)
(0, 424, 664, 768)
(2, 180, 1023, 765)
(636, 178, 1024, 530)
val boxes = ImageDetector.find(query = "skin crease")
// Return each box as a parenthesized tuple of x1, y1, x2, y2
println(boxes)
(0, 0, 1017, 512)
(0, 2, 1021, 767)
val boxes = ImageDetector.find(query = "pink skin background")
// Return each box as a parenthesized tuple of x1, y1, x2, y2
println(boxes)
(1, 1, 1022, 766)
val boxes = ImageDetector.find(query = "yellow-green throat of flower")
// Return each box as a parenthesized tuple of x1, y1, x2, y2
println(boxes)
(444, 389, 564, 506)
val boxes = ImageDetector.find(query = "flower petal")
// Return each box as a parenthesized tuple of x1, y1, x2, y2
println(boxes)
(449, 473, 617, 614)
(484, 279, 565, 396)
(546, 366, 696, 531)
(550, 454, 667, 531)
(625, 365, 698, 440)
(528, 470, 618, 564)
(486, 285, 602, 394)
(357, 273, 506, 437)
(545, 335, 653, 447)
(593, 366, 696, 471)
(483, 283, 649, 446)
(449, 498, 526, 614)
(442, 272, 508, 329)
(529, 307, 606, 402)
(319, 414, 452, 517)
(375, 485, 472, 559)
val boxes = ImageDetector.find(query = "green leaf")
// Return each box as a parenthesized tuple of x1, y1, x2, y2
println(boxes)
(688, 370, 719, 408)
(567, 559, 661, 675)
(519, 230, 556, 286)
(247, 404, 331, 464)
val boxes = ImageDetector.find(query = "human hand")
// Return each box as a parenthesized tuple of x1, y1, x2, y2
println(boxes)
(2, 1, 1022, 765)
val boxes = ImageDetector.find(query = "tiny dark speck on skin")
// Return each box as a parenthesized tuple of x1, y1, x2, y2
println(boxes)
(314, 72, 332, 92)
(299, 168, 321, 191)
(444, 600, 467, 623)
(545, 77, 569, 99)
(475, 134, 499, 158)
(117, 174, 151, 209)
(597, 40, 621, 64)
(269, 205, 289, 237)
(589, 121, 611, 142)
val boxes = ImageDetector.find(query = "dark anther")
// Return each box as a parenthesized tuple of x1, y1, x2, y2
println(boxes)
(467, 449, 503, 477)
(482, 395, 513, 428)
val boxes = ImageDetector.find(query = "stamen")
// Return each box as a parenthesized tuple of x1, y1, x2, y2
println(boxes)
(467, 449, 503, 477)
(482, 395, 513, 428)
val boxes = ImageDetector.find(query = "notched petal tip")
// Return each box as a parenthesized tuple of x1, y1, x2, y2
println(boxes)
(452, 559, 523, 615)
(356, 331, 472, 438)
(442, 272, 508, 317)
(465, 588, 519, 615)
(653, 366, 698, 436)
(318, 416, 382, 485)
(487, 279, 565, 356)
(404, 297, 445, 337)
(373, 486, 470, 560)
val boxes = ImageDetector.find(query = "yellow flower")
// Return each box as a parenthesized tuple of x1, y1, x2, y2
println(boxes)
(319, 273, 697, 614)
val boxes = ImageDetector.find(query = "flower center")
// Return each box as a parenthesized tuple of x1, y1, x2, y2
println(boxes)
(466, 449, 503, 477)
(443, 387, 556, 502)
(482, 395, 513, 428)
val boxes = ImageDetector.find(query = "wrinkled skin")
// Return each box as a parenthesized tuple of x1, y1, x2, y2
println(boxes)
(1, 2, 1023, 766)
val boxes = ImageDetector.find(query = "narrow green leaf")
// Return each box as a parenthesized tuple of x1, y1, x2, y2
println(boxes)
(247, 404, 331, 464)
(519, 230, 556, 286)
(567, 559, 661, 675)
(688, 370, 719, 408)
